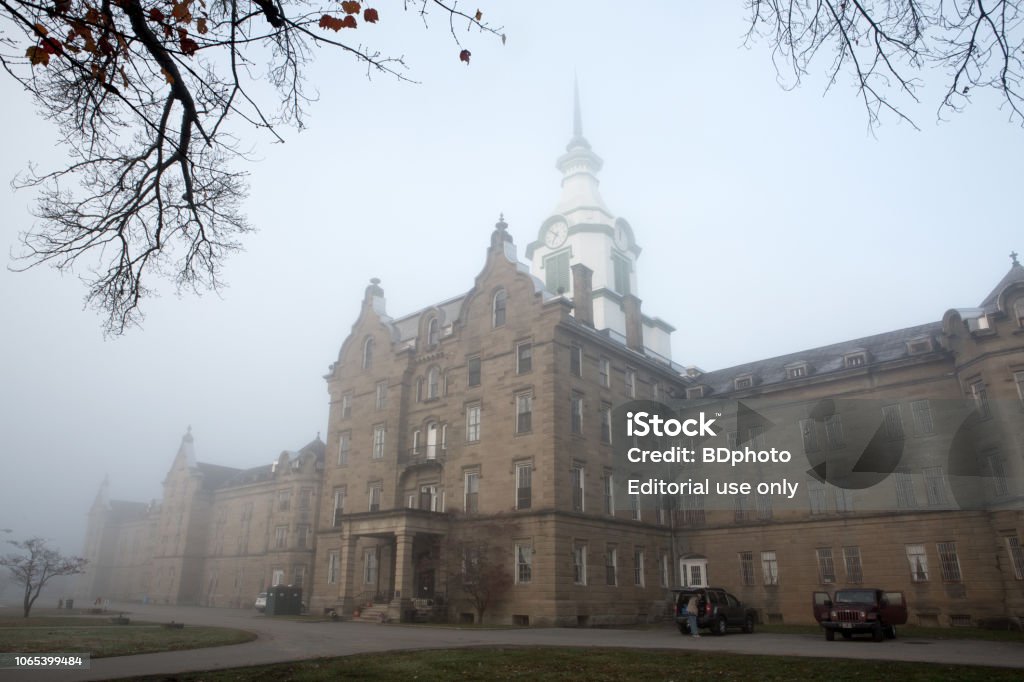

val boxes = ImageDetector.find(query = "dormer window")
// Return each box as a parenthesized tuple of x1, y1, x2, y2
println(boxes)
(786, 364, 807, 379)
(427, 318, 440, 348)
(362, 337, 374, 370)
(844, 352, 867, 368)
(734, 375, 753, 390)
(906, 338, 933, 355)
(492, 289, 507, 328)
(1014, 298, 1024, 327)
(686, 386, 705, 399)
(967, 315, 991, 332)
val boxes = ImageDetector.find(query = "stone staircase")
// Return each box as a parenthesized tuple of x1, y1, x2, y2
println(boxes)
(353, 602, 390, 623)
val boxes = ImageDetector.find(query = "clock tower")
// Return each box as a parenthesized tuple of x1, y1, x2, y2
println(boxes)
(526, 81, 674, 360)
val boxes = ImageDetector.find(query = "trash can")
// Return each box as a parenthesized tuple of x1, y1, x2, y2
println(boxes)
(266, 586, 302, 616)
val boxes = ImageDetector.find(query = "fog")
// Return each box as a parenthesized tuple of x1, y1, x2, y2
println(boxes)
(0, 3, 1020, 559)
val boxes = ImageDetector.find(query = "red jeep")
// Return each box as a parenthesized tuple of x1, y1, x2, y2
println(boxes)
(812, 589, 907, 641)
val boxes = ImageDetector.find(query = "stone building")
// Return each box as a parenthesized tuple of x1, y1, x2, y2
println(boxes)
(79, 95, 1024, 627)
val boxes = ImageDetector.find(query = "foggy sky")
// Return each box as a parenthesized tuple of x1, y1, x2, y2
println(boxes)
(0, 3, 1021, 560)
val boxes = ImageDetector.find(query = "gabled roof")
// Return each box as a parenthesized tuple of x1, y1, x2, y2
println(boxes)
(695, 321, 944, 395)
(979, 261, 1024, 310)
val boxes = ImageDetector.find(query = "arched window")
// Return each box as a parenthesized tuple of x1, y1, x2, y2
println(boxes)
(1015, 297, 1024, 327)
(492, 288, 507, 328)
(427, 366, 440, 399)
(427, 318, 440, 347)
(362, 337, 374, 370)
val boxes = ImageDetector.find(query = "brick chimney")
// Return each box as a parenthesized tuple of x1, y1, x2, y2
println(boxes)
(622, 294, 644, 352)
(571, 263, 594, 327)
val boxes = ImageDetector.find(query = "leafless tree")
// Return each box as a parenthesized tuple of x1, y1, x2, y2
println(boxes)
(1, 0, 502, 334)
(0, 537, 87, 617)
(745, 1, 1024, 129)
(443, 516, 514, 624)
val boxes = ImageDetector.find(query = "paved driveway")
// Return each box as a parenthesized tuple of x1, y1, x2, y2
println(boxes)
(4, 602, 1023, 681)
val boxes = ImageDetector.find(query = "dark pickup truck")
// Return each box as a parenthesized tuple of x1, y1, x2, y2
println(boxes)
(813, 589, 908, 641)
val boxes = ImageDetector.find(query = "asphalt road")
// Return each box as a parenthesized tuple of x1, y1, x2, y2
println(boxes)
(3, 602, 1023, 681)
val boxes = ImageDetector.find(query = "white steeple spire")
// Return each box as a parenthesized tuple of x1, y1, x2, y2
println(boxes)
(553, 77, 610, 218)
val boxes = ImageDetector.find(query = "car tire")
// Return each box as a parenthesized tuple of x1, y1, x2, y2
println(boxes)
(714, 616, 727, 636)
(825, 629, 835, 641)
(871, 623, 884, 642)
(742, 615, 754, 634)
(884, 625, 897, 640)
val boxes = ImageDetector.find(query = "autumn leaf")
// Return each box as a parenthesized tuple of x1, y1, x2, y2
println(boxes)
(26, 45, 50, 66)
(319, 14, 343, 31)
(41, 37, 64, 55)
(474, 9, 482, 21)
(341, 14, 357, 28)
(459, 49, 471, 64)
(180, 35, 199, 56)
(161, 67, 174, 84)
(363, 7, 378, 23)
(171, 1, 192, 24)
(197, 18, 208, 34)
(341, 1, 360, 14)
(34, 23, 49, 37)
(149, 8, 165, 22)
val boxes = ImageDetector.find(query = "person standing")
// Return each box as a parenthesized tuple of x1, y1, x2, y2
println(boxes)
(683, 594, 701, 637)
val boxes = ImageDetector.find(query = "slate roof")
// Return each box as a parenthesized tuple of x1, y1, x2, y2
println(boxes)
(979, 262, 1024, 310)
(694, 321, 945, 396)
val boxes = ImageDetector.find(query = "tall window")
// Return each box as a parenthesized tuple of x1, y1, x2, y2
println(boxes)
(599, 358, 611, 387)
(1015, 370, 1024, 407)
(340, 392, 352, 418)
(466, 403, 481, 442)
(634, 548, 645, 587)
(337, 431, 351, 466)
(368, 483, 382, 512)
(375, 381, 387, 410)
(843, 546, 863, 583)
(327, 551, 339, 584)
(816, 548, 836, 583)
(362, 337, 374, 369)
(427, 318, 440, 347)
(278, 490, 291, 511)
(937, 542, 963, 582)
(800, 418, 819, 454)
(756, 493, 773, 520)
(661, 552, 671, 587)
(573, 543, 587, 585)
(1005, 536, 1024, 580)
(911, 399, 934, 434)
(332, 487, 346, 526)
(544, 251, 570, 294)
(612, 253, 630, 295)
(988, 454, 1009, 497)
(600, 403, 612, 444)
(603, 473, 614, 515)
(427, 366, 440, 399)
(571, 464, 584, 512)
(570, 393, 583, 434)
(761, 550, 779, 585)
(924, 466, 948, 506)
(516, 342, 533, 374)
(738, 551, 755, 586)
(570, 344, 582, 377)
(825, 415, 845, 448)
(882, 404, 904, 440)
(372, 424, 385, 459)
(605, 546, 618, 586)
(516, 392, 533, 433)
(515, 542, 532, 584)
(971, 381, 990, 418)
(906, 544, 929, 582)
(296, 524, 310, 550)
(631, 494, 641, 521)
(515, 462, 532, 510)
(808, 480, 827, 515)
(298, 488, 312, 510)
(626, 368, 637, 398)
(464, 470, 480, 513)
(894, 468, 917, 508)
(364, 548, 379, 584)
(492, 289, 507, 328)
(467, 355, 481, 387)
(834, 487, 854, 513)
(274, 526, 287, 549)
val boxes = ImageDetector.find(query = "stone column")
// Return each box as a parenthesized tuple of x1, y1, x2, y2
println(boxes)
(337, 533, 358, 617)
(389, 532, 415, 621)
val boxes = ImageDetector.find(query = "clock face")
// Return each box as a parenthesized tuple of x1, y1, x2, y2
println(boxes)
(614, 225, 629, 250)
(545, 222, 567, 248)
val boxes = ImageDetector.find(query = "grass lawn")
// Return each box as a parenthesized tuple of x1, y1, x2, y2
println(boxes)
(130, 646, 1024, 681)
(0, 616, 255, 658)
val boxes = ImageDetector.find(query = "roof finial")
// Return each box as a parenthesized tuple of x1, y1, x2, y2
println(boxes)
(1012, 250, 1020, 266)
(496, 213, 507, 231)
(573, 72, 582, 139)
